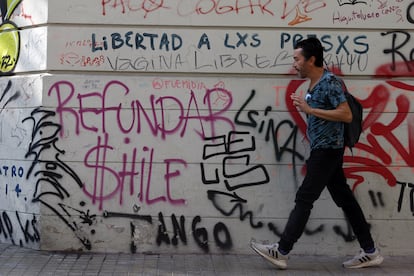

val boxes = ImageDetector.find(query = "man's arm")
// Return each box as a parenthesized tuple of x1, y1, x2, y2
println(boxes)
(291, 94, 352, 123)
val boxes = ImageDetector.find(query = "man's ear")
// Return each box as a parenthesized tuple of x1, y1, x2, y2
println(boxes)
(308, 55, 316, 66)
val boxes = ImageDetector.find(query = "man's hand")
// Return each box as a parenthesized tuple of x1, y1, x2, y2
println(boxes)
(290, 93, 352, 123)
(291, 93, 312, 114)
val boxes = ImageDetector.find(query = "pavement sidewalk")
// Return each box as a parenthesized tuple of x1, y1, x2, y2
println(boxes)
(0, 243, 413, 275)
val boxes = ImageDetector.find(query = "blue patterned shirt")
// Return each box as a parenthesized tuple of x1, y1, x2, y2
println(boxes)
(305, 70, 347, 150)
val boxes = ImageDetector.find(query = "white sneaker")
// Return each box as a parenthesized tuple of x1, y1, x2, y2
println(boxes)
(343, 248, 384, 269)
(250, 241, 288, 269)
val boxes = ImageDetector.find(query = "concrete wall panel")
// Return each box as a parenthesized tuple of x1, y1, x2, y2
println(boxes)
(47, 26, 414, 76)
(32, 74, 414, 254)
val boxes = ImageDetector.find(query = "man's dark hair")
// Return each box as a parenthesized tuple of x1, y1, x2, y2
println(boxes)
(294, 37, 324, 68)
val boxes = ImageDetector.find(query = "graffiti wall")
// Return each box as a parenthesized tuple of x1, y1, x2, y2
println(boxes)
(0, 75, 42, 248)
(0, 0, 414, 255)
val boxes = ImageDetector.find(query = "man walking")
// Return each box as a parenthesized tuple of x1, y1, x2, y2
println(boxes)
(251, 37, 383, 270)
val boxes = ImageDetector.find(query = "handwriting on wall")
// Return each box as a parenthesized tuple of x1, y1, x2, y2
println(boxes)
(46, 79, 234, 212)
(95, 0, 409, 28)
(22, 107, 97, 250)
(379, 30, 414, 76)
(52, 26, 414, 77)
(201, 131, 269, 229)
(49, 80, 233, 139)
(0, 211, 39, 246)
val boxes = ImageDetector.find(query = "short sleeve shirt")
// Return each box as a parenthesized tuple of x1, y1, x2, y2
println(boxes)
(305, 70, 347, 150)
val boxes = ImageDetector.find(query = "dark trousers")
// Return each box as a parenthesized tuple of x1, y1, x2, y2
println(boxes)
(278, 148, 374, 253)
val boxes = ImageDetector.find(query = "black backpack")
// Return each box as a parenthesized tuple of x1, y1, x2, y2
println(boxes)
(343, 89, 363, 151)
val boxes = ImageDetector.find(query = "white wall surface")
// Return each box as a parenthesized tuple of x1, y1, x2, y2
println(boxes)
(1, 0, 414, 255)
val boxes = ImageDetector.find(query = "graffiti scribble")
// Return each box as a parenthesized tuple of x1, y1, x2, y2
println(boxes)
(23, 107, 96, 250)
